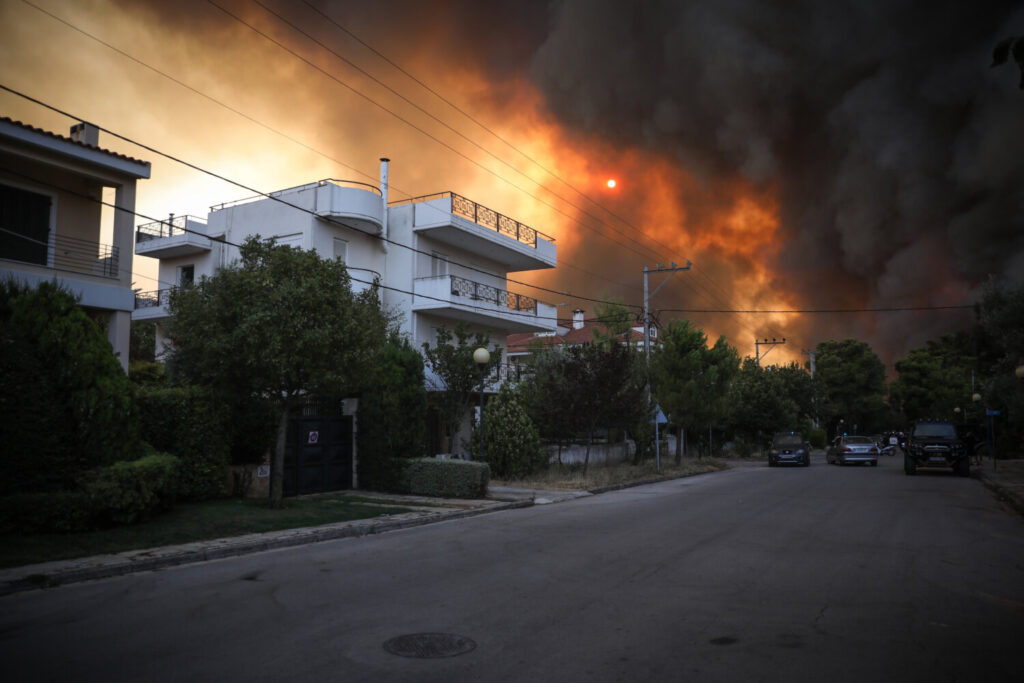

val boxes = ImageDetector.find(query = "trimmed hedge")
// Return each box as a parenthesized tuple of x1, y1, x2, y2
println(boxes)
(395, 458, 490, 499)
(135, 386, 230, 500)
(0, 453, 180, 534)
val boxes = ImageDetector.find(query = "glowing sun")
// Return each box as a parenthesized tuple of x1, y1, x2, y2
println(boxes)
(606, 179, 617, 188)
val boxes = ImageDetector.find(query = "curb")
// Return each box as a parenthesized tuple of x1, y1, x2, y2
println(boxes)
(0, 499, 532, 598)
(975, 470, 1024, 518)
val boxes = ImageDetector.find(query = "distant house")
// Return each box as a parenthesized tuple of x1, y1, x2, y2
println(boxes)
(0, 118, 151, 371)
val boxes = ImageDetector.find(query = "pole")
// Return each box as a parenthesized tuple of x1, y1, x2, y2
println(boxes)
(643, 265, 650, 364)
(479, 368, 486, 463)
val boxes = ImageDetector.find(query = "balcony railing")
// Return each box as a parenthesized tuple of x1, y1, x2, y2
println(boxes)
(490, 362, 533, 384)
(450, 275, 537, 314)
(134, 288, 173, 309)
(52, 234, 119, 278)
(392, 191, 555, 247)
(136, 215, 203, 242)
(210, 179, 381, 212)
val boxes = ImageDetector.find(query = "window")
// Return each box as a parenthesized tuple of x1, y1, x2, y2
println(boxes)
(431, 251, 449, 277)
(333, 237, 348, 264)
(0, 183, 52, 266)
(178, 264, 195, 288)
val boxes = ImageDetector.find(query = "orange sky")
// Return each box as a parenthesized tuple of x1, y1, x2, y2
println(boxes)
(3, 0, 1006, 369)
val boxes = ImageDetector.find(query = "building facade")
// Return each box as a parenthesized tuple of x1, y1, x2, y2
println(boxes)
(0, 118, 151, 371)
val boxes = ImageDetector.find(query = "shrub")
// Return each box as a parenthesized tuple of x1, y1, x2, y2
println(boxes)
(135, 386, 230, 500)
(0, 491, 95, 534)
(397, 459, 489, 498)
(357, 337, 428, 491)
(0, 280, 141, 494)
(808, 427, 827, 449)
(472, 384, 546, 479)
(87, 452, 180, 526)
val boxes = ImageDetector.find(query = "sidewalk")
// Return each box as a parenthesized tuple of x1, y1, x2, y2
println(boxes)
(975, 458, 1024, 517)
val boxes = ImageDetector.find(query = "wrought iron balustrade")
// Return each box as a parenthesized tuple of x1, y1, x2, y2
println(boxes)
(134, 288, 173, 309)
(392, 192, 554, 247)
(449, 275, 538, 314)
(52, 234, 119, 278)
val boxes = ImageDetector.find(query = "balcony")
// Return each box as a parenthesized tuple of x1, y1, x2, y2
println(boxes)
(413, 274, 557, 333)
(135, 216, 212, 259)
(1, 231, 120, 280)
(132, 287, 172, 322)
(394, 192, 556, 272)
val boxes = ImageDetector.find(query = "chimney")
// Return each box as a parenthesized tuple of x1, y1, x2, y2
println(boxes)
(69, 122, 99, 147)
(379, 157, 389, 252)
(573, 308, 585, 330)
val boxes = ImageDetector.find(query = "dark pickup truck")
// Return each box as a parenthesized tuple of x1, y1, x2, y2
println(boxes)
(902, 420, 970, 477)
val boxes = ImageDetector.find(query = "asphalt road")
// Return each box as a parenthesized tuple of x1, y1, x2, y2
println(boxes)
(3, 453, 1023, 682)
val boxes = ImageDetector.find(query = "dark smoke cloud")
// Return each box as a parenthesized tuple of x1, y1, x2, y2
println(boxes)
(525, 0, 1024, 361)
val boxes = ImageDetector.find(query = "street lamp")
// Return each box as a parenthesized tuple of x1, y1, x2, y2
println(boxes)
(954, 406, 962, 424)
(473, 347, 490, 462)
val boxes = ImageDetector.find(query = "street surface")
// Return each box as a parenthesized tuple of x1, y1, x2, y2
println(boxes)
(3, 453, 1023, 682)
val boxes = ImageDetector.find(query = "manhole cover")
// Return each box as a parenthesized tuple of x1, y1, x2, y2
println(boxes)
(383, 633, 476, 658)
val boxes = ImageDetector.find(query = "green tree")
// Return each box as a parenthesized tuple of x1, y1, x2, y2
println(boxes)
(975, 278, 1024, 455)
(520, 344, 577, 464)
(0, 280, 140, 494)
(473, 383, 546, 478)
(166, 237, 386, 507)
(650, 320, 739, 461)
(815, 338, 888, 436)
(592, 295, 634, 348)
(889, 332, 975, 422)
(727, 359, 799, 451)
(421, 323, 501, 454)
(358, 335, 428, 490)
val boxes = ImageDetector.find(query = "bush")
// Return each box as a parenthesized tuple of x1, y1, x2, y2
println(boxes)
(0, 452, 180, 533)
(471, 384, 546, 479)
(87, 452, 180, 526)
(808, 427, 827, 449)
(135, 386, 230, 500)
(0, 491, 96, 534)
(396, 459, 489, 498)
(357, 337, 428, 490)
(0, 280, 141, 494)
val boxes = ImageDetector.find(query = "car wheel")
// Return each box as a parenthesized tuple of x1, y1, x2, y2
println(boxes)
(871, 461, 877, 467)
(956, 457, 970, 478)
(904, 455, 916, 476)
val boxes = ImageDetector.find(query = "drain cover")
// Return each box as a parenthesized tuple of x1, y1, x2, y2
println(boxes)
(383, 633, 476, 658)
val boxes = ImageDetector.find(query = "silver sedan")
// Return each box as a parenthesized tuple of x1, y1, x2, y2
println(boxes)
(826, 435, 880, 466)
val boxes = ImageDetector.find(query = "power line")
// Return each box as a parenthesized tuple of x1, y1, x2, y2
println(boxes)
(658, 305, 974, 314)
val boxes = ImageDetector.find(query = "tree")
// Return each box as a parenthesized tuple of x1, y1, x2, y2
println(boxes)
(592, 295, 634, 347)
(166, 237, 386, 507)
(521, 344, 577, 464)
(889, 332, 975, 422)
(0, 279, 140, 494)
(473, 383, 546, 479)
(421, 323, 501, 454)
(727, 359, 799, 451)
(650, 320, 739, 461)
(814, 338, 888, 437)
(975, 277, 1024, 455)
(357, 335, 428, 490)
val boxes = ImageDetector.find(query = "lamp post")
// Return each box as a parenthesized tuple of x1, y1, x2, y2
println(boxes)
(473, 347, 490, 462)
(954, 406, 962, 424)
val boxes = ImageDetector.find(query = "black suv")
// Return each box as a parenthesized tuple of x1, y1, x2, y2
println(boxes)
(902, 419, 970, 477)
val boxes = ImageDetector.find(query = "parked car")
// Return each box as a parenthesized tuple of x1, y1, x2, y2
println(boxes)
(903, 419, 970, 476)
(768, 432, 811, 467)
(826, 435, 879, 466)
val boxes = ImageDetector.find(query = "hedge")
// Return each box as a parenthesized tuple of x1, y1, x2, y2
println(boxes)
(135, 386, 230, 500)
(0, 453, 181, 534)
(396, 458, 490, 499)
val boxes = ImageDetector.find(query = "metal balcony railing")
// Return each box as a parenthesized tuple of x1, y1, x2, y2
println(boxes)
(449, 275, 538, 314)
(490, 362, 534, 384)
(136, 215, 205, 242)
(134, 288, 173, 309)
(51, 234, 119, 278)
(392, 191, 554, 247)
(209, 179, 381, 212)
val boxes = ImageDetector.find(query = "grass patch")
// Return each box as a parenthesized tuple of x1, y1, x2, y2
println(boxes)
(0, 494, 412, 569)
(492, 457, 728, 491)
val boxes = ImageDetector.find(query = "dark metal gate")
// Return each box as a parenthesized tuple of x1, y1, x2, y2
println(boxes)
(283, 415, 353, 496)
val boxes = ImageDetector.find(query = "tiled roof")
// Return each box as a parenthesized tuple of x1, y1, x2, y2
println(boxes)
(0, 117, 150, 167)
(507, 324, 654, 353)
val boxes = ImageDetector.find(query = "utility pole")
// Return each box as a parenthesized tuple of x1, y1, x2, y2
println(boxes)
(644, 261, 692, 363)
(754, 337, 786, 367)
(643, 260, 692, 473)
(801, 349, 817, 376)
(802, 348, 818, 427)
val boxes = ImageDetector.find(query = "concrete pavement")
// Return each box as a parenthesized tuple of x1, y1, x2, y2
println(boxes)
(976, 458, 1024, 516)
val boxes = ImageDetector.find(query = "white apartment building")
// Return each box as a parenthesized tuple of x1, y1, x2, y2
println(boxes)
(1, 118, 151, 371)
(133, 159, 558, 388)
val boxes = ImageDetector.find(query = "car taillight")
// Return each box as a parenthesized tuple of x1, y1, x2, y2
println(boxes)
(843, 447, 853, 453)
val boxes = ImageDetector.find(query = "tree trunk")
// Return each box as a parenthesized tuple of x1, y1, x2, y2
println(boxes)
(583, 431, 593, 477)
(674, 425, 683, 465)
(270, 397, 291, 509)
